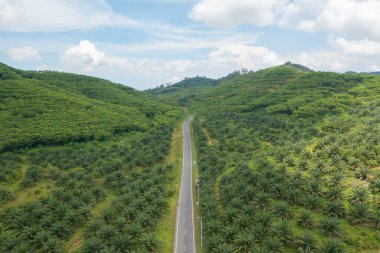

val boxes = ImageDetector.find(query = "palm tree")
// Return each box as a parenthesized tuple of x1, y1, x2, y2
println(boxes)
(319, 239, 345, 253)
(305, 194, 321, 210)
(349, 187, 369, 205)
(215, 243, 235, 253)
(0, 188, 14, 203)
(223, 208, 238, 225)
(80, 237, 104, 253)
(287, 188, 303, 206)
(369, 176, 380, 194)
(297, 232, 317, 253)
(223, 226, 238, 244)
(236, 214, 251, 230)
(324, 202, 345, 218)
(255, 192, 271, 210)
(40, 236, 62, 253)
(205, 234, 224, 253)
(98, 225, 117, 246)
(273, 220, 293, 243)
(83, 220, 104, 238)
(252, 245, 271, 253)
(298, 158, 309, 170)
(251, 224, 266, 243)
(262, 236, 283, 252)
(140, 234, 158, 253)
(349, 204, 369, 224)
(356, 167, 368, 180)
(296, 210, 314, 228)
(234, 232, 255, 253)
(320, 218, 341, 237)
(308, 180, 322, 195)
(274, 202, 292, 220)
(326, 187, 343, 201)
(113, 233, 133, 252)
(256, 212, 273, 232)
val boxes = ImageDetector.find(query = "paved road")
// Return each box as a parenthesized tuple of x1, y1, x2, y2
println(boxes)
(174, 118, 196, 253)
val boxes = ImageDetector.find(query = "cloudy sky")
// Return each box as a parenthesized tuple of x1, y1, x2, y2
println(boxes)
(1, 0, 380, 90)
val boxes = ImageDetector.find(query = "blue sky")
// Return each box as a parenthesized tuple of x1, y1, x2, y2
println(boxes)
(1, 0, 380, 90)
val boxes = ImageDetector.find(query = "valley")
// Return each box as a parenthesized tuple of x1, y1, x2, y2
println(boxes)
(1, 62, 380, 253)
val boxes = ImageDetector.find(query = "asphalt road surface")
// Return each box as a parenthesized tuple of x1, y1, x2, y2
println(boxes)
(174, 118, 196, 253)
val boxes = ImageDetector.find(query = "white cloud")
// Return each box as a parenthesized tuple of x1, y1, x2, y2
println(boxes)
(168, 76, 182, 84)
(54, 38, 380, 89)
(35, 64, 48, 71)
(277, 0, 324, 32)
(61, 40, 105, 71)
(0, 0, 139, 32)
(316, 0, 380, 40)
(209, 44, 283, 70)
(328, 36, 380, 57)
(102, 33, 258, 54)
(288, 49, 380, 73)
(189, 0, 287, 29)
(279, 0, 380, 40)
(7, 46, 41, 61)
(190, 0, 380, 41)
(59, 40, 285, 89)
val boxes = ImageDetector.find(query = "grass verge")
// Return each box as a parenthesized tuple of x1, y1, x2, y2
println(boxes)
(191, 117, 202, 253)
(155, 117, 186, 253)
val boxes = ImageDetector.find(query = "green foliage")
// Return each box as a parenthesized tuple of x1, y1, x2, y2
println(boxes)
(0, 62, 182, 253)
(296, 210, 314, 229)
(180, 64, 380, 252)
(0, 63, 181, 152)
(320, 240, 346, 253)
(0, 188, 14, 203)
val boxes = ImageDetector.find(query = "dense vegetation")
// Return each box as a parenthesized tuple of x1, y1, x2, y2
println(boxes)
(0, 63, 179, 153)
(0, 63, 182, 252)
(147, 71, 242, 107)
(163, 64, 380, 252)
(2, 59, 380, 252)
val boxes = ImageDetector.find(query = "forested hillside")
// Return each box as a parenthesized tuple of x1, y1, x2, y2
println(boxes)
(0, 63, 183, 252)
(0, 63, 179, 152)
(146, 71, 241, 107)
(169, 64, 380, 252)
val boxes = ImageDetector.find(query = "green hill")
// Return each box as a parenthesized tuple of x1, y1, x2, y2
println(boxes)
(0, 63, 180, 152)
(162, 64, 380, 252)
(0, 62, 183, 253)
(146, 71, 242, 107)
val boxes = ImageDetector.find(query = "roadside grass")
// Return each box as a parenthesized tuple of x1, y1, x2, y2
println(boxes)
(191, 118, 201, 253)
(155, 117, 186, 253)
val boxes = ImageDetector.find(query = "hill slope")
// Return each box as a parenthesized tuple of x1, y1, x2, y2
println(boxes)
(146, 71, 242, 106)
(0, 62, 183, 253)
(163, 64, 380, 252)
(0, 63, 180, 152)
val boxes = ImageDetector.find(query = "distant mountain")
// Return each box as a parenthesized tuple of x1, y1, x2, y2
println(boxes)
(146, 63, 313, 107)
(345, 70, 380, 76)
(146, 70, 247, 107)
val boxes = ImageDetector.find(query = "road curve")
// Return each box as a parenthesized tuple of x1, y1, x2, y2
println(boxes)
(174, 117, 196, 253)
